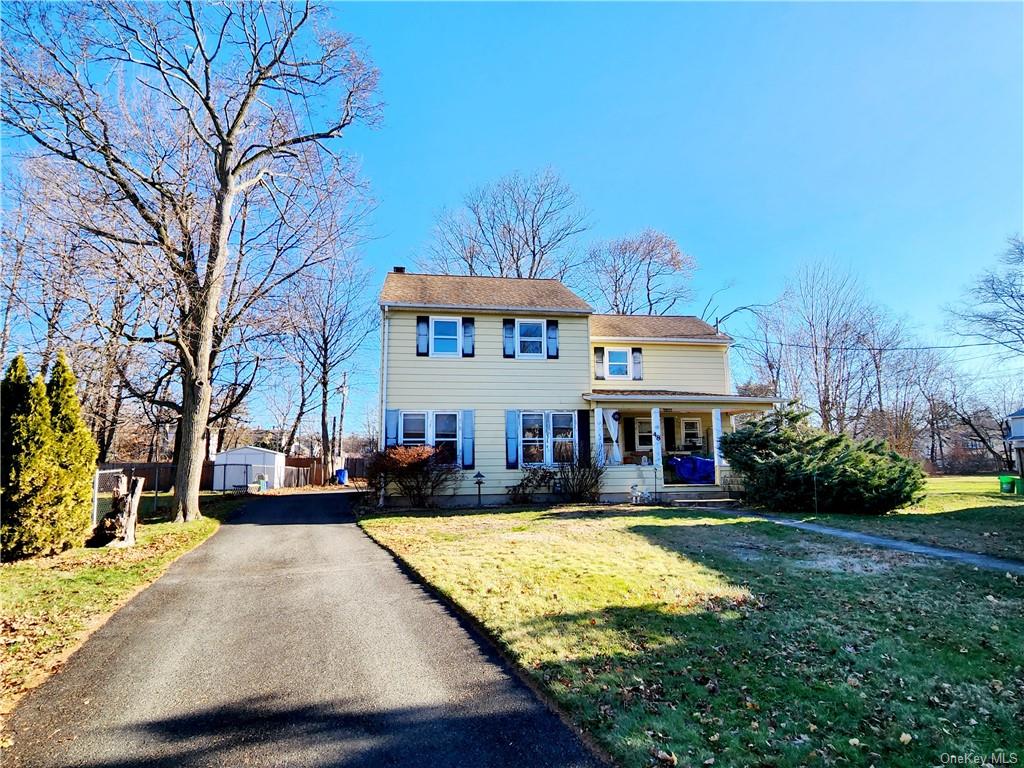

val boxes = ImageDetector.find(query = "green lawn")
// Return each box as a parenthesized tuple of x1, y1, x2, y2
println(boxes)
(792, 475, 1024, 561)
(361, 504, 1024, 768)
(0, 494, 247, 716)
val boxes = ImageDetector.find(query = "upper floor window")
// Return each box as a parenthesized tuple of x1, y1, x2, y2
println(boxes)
(606, 347, 632, 379)
(429, 316, 461, 357)
(516, 319, 546, 358)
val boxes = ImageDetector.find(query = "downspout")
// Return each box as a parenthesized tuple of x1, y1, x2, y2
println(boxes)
(378, 305, 389, 508)
(379, 305, 389, 450)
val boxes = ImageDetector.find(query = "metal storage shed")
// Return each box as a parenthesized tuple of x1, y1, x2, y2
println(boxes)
(213, 446, 286, 491)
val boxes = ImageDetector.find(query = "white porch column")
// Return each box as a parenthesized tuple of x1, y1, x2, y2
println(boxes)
(651, 407, 663, 469)
(594, 407, 605, 467)
(711, 408, 724, 484)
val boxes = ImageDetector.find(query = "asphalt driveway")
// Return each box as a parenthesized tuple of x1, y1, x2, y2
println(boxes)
(6, 493, 601, 768)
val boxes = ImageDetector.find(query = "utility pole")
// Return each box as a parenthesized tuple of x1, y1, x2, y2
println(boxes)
(337, 372, 349, 475)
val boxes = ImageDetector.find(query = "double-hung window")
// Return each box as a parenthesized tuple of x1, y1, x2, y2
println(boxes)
(636, 418, 653, 451)
(429, 317, 461, 357)
(516, 319, 545, 358)
(398, 410, 459, 464)
(551, 413, 575, 464)
(521, 412, 546, 465)
(432, 412, 459, 464)
(606, 348, 631, 379)
(520, 411, 576, 465)
(682, 419, 701, 447)
(400, 412, 427, 445)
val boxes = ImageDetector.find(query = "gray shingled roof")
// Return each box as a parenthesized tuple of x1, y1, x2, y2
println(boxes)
(590, 314, 731, 341)
(379, 272, 592, 313)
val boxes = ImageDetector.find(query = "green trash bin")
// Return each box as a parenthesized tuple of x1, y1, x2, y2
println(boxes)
(1000, 475, 1017, 493)
(1017, 478, 1024, 496)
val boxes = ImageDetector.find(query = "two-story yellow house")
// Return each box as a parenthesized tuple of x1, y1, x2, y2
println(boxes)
(378, 269, 778, 504)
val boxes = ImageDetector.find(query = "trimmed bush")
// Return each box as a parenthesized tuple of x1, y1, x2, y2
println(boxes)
(367, 446, 462, 508)
(2, 359, 60, 558)
(507, 467, 556, 504)
(558, 457, 605, 503)
(720, 407, 925, 515)
(47, 351, 99, 549)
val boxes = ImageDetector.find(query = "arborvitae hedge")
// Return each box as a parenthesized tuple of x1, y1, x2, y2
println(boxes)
(720, 407, 926, 515)
(1, 352, 99, 559)
(47, 351, 99, 550)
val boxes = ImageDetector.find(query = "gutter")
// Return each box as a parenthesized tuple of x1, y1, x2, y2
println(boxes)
(582, 393, 784, 405)
(380, 301, 592, 315)
(590, 336, 733, 345)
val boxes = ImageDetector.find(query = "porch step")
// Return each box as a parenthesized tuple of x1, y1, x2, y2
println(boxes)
(670, 497, 740, 508)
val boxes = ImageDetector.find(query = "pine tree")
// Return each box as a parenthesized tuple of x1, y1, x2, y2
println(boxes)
(1, 354, 32, 495)
(1, 369, 59, 559)
(47, 351, 99, 549)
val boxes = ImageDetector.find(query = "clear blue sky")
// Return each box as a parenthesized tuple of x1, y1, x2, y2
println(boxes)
(331, 2, 1023, 428)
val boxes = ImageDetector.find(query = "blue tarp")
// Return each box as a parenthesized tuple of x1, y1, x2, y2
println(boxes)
(667, 455, 715, 484)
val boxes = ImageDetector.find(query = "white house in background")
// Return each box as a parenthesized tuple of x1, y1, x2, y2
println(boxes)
(213, 446, 286, 491)
(377, 269, 782, 504)
(1005, 408, 1024, 475)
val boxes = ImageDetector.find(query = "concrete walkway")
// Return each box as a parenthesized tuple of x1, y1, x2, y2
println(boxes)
(718, 508, 1024, 575)
(6, 493, 601, 768)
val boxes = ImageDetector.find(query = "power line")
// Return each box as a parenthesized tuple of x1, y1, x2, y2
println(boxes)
(729, 334, 1008, 353)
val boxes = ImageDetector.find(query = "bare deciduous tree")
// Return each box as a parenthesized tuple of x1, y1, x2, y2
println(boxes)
(579, 229, 695, 315)
(289, 254, 375, 477)
(1, 1, 380, 520)
(420, 168, 587, 279)
(951, 236, 1024, 356)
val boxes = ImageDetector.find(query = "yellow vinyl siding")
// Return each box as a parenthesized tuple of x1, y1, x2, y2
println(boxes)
(592, 342, 731, 394)
(385, 310, 590, 496)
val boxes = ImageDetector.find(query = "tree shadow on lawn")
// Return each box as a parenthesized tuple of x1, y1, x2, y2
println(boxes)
(18, 689, 596, 768)
(518, 520, 1023, 767)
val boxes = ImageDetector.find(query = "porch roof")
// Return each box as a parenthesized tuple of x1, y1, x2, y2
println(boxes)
(583, 388, 782, 408)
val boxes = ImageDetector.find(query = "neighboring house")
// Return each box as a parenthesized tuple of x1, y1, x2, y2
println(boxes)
(378, 269, 779, 504)
(1005, 408, 1024, 476)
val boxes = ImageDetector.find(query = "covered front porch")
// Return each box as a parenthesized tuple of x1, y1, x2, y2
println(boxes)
(584, 390, 780, 502)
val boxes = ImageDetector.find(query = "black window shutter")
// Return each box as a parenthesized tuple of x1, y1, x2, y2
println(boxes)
(577, 409, 591, 467)
(502, 319, 515, 358)
(462, 317, 475, 357)
(631, 347, 643, 380)
(594, 346, 605, 379)
(546, 320, 559, 359)
(663, 417, 676, 452)
(623, 417, 636, 452)
(416, 316, 429, 356)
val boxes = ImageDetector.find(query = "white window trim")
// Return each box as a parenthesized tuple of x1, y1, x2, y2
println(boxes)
(605, 347, 632, 379)
(635, 417, 653, 451)
(550, 411, 578, 465)
(519, 410, 578, 466)
(682, 418, 701, 442)
(429, 316, 462, 358)
(398, 409, 461, 465)
(515, 318, 547, 359)
(399, 411, 428, 445)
